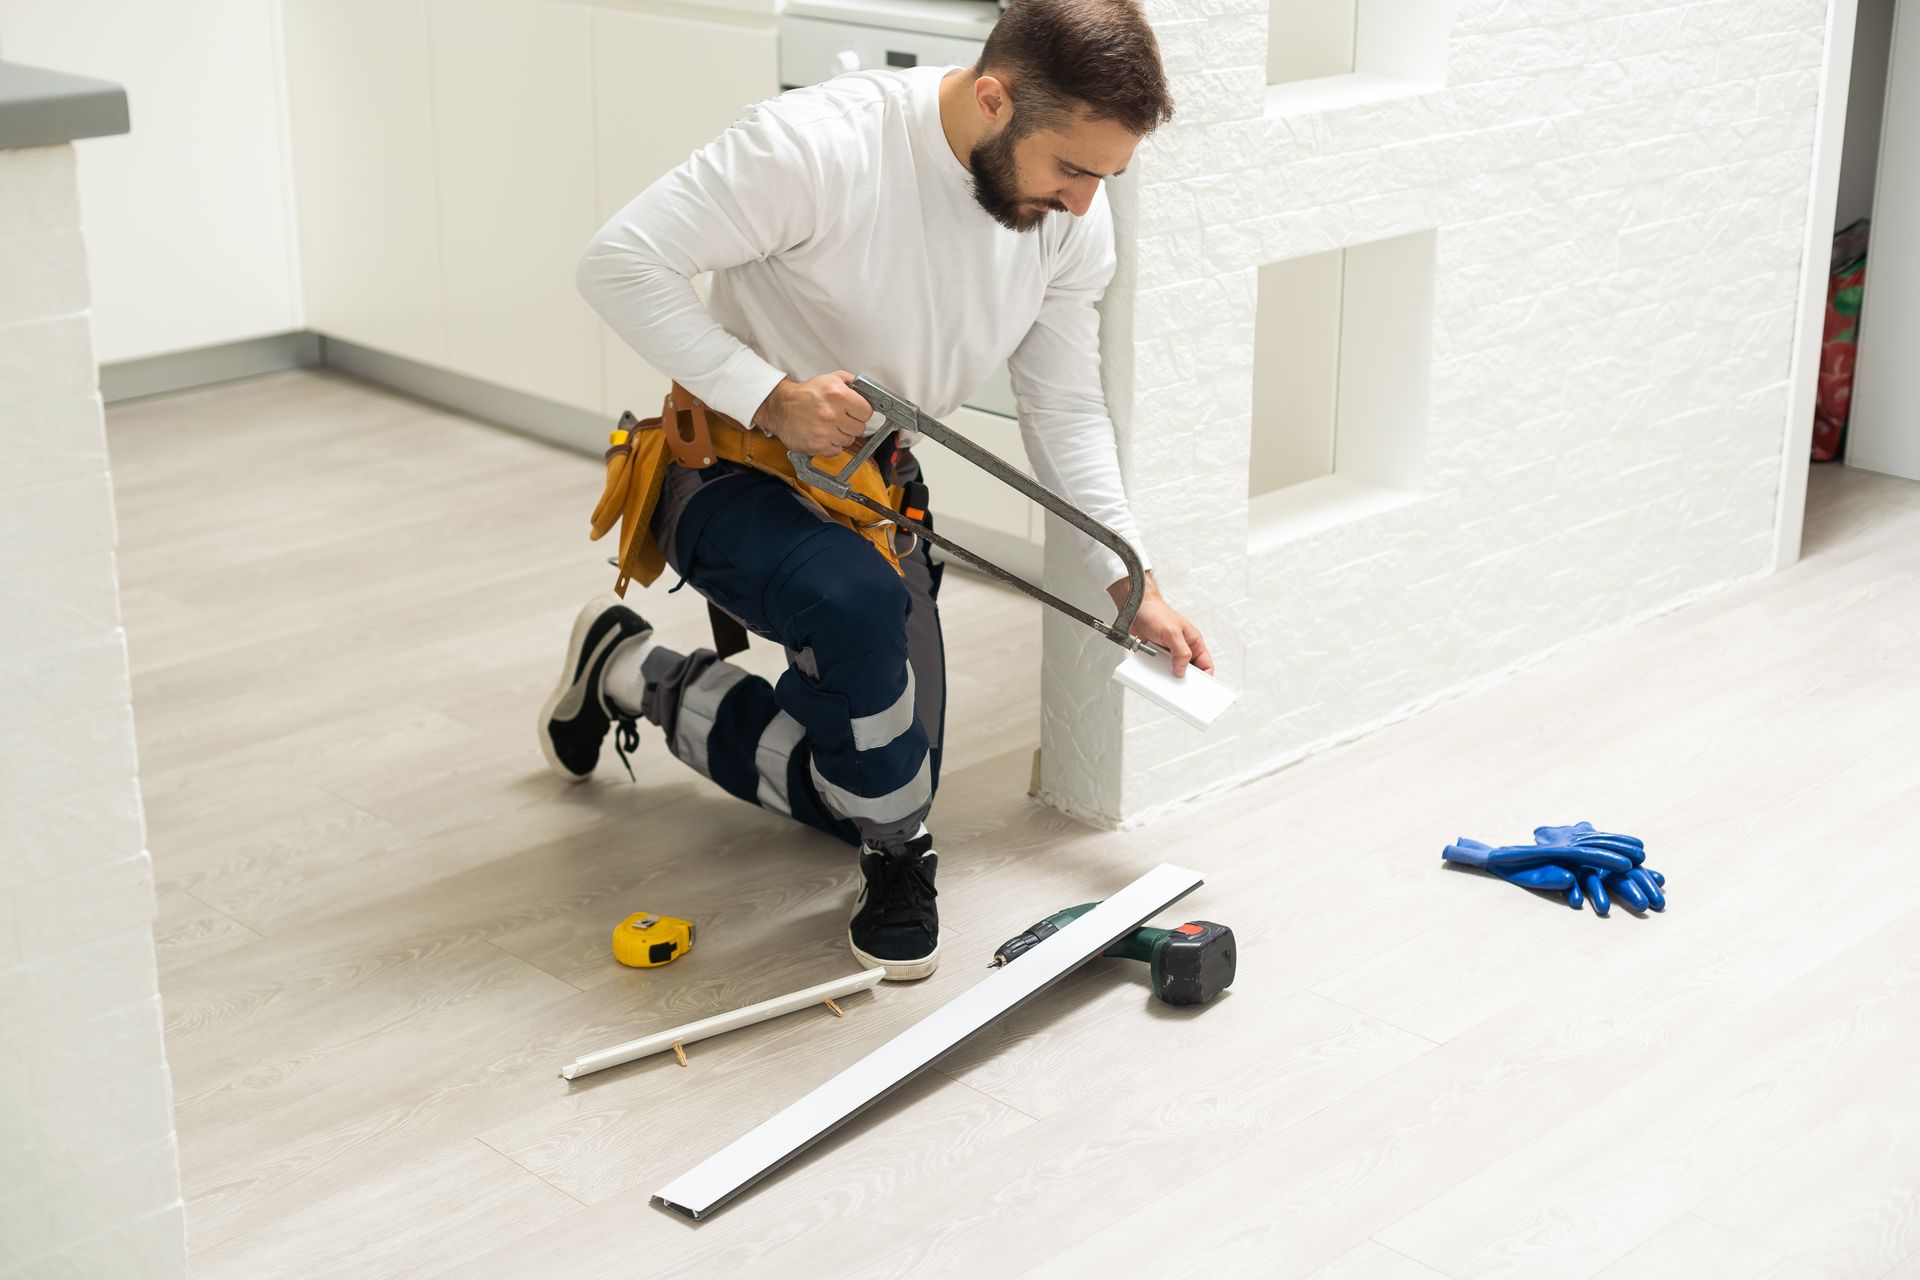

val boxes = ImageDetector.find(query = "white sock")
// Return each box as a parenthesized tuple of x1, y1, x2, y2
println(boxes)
(600, 633, 657, 717)
(894, 824, 934, 856)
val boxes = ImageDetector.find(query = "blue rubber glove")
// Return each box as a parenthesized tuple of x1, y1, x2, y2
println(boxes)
(1442, 837, 1636, 877)
(1443, 826, 1666, 916)
(1533, 822, 1666, 913)
(1442, 836, 1629, 912)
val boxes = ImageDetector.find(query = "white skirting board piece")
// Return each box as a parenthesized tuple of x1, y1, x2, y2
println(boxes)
(1112, 648, 1239, 729)
(652, 862, 1207, 1220)
(560, 968, 886, 1080)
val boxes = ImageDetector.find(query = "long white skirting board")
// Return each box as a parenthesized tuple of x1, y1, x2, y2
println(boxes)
(652, 862, 1207, 1220)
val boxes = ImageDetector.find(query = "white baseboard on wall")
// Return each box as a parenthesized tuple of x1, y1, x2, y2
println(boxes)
(99, 330, 613, 459)
(318, 336, 612, 458)
(99, 330, 321, 403)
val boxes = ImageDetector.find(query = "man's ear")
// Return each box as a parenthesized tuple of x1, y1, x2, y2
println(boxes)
(973, 73, 1013, 127)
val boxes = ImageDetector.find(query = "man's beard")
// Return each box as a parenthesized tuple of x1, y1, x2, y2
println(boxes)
(968, 126, 1066, 232)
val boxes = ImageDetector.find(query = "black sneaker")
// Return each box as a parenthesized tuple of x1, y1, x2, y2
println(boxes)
(848, 834, 940, 980)
(538, 595, 651, 782)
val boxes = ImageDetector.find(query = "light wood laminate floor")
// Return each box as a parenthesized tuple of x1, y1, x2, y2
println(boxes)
(110, 369, 1920, 1279)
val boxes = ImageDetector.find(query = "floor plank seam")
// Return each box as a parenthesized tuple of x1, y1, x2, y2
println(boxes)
(1369, 899, 1920, 1276)
(1874, 1246, 1920, 1280)
(928, 1064, 1044, 1123)
(1299, 927, 1457, 1005)
(1303, 989, 1445, 1049)
(301, 781, 411, 833)
(1282, 816, 1399, 860)
(473, 1135, 592, 1209)
(153, 873, 284, 948)
(486, 937, 591, 994)
(1371, 1234, 1459, 1278)
(179, 886, 266, 942)
(1689, 1039, 1920, 1279)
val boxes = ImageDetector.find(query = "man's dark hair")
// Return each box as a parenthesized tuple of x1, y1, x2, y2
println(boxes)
(973, 0, 1175, 141)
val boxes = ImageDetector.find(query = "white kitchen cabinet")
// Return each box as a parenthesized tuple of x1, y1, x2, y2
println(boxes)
(591, 8, 778, 421)
(427, 0, 602, 411)
(282, 0, 446, 366)
(283, 0, 777, 418)
(278, 0, 1035, 563)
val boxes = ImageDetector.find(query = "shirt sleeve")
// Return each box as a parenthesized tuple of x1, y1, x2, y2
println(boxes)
(1006, 187, 1151, 592)
(575, 99, 818, 428)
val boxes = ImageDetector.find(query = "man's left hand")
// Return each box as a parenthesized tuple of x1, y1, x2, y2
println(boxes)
(1106, 572, 1213, 678)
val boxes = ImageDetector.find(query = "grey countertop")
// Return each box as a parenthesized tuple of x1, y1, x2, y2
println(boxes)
(0, 60, 128, 150)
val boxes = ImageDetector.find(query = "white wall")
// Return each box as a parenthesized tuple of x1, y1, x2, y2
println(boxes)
(0, 144, 186, 1279)
(0, 0, 302, 363)
(1042, 0, 1826, 824)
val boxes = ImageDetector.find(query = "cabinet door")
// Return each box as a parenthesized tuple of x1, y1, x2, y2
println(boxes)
(1848, 1, 1920, 482)
(428, 0, 602, 411)
(590, 9, 778, 419)
(283, 0, 445, 365)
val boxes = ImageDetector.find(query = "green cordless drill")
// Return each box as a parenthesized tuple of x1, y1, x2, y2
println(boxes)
(989, 903, 1236, 1005)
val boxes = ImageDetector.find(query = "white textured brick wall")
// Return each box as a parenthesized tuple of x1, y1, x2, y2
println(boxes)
(1040, 0, 1822, 824)
(0, 143, 187, 1279)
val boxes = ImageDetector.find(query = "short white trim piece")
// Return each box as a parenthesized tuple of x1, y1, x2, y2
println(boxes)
(1112, 647, 1239, 729)
(651, 862, 1207, 1220)
(559, 968, 885, 1081)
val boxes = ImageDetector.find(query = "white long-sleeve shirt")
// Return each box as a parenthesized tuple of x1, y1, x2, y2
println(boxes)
(575, 64, 1149, 589)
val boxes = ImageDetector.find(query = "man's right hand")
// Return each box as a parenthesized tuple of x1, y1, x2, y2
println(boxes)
(753, 371, 873, 457)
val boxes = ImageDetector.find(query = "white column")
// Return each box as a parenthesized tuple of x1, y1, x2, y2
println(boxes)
(0, 137, 188, 1277)
(1039, 0, 1817, 826)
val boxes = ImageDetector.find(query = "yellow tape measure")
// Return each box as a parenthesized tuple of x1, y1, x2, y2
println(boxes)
(612, 911, 695, 968)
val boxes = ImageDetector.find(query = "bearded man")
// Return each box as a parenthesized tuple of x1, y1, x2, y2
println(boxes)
(542, 0, 1213, 980)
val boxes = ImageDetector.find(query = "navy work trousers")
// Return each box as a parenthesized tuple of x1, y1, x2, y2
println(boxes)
(638, 451, 946, 851)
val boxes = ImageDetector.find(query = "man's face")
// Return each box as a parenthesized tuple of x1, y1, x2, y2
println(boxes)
(969, 108, 1141, 233)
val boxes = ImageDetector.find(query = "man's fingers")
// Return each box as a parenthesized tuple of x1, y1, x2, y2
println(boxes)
(826, 373, 871, 421)
(1167, 629, 1193, 677)
(815, 431, 857, 456)
(1186, 624, 1215, 676)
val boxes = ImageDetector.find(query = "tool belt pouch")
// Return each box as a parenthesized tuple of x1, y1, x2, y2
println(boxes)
(664, 382, 720, 469)
(588, 383, 909, 597)
(589, 409, 671, 596)
(665, 382, 908, 578)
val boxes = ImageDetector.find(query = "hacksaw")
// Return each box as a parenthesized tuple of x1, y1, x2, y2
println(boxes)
(794, 377, 1237, 727)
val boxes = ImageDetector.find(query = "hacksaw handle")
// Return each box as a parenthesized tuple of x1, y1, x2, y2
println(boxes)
(786, 416, 892, 498)
(847, 376, 1152, 641)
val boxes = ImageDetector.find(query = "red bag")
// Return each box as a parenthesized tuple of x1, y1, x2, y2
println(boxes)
(1813, 218, 1869, 463)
